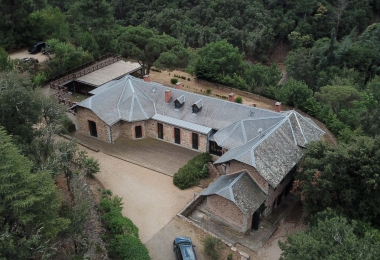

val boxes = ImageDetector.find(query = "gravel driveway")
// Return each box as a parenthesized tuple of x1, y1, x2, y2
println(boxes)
(84, 148, 203, 243)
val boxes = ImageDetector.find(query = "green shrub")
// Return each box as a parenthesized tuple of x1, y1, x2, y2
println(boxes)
(33, 72, 47, 87)
(171, 78, 178, 84)
(99, 196, 149, 259)
(60, 116, 75, 132)
(206, 88, 212, 94)
(173, 153, 212, 189)
(109, 234, 150, 260)
(234, 96, 243, 103)
(203, 236, 222, 260)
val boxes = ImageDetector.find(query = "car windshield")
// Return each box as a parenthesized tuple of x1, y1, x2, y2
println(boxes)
(180, 244, 196, 260)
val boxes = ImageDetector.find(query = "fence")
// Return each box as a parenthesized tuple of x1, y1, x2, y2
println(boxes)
(49, 53, 121, 89)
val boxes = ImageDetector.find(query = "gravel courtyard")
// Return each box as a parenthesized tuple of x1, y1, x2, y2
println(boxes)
(84, 148, 202, 243)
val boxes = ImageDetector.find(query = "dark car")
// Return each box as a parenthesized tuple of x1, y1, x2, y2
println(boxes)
(28, 41, 46, 54)
(173, 237, 197, 260)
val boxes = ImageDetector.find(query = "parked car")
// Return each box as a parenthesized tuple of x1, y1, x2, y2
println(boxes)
(173, 237, 197, 260)
(28, 41, 46, 54)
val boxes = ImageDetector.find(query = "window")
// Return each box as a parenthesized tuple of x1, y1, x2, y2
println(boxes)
(157, 123, 163, 139)
(209, 141, 222, 156)
(192, 133, 199, 150)
(174, 128, 181, 144)
(135, 126, 142, 138)
(174, 101, 182, 109)
(88, 120, 97, 137)
(192, 106, 199, 114)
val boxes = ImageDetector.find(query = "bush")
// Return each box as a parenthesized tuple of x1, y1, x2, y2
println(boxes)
(234, 96, 243, 103)
(206, 88, 212, 94)
(33, 72, 47, 87)
(171, 78, 178, 84)
(173, 153, 212, 189)
(203, 236, 222, 260)
(109, 234, 150, 260)
(99, 196, 150, 259)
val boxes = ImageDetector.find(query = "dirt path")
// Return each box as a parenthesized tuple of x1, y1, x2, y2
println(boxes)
(83, 148, 202, 243)
(149, 69, 274, 110)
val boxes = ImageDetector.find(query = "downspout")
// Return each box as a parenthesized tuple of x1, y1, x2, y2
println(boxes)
(107, 125, 113, 143)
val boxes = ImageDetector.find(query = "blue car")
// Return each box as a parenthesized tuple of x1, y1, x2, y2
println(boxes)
(173, 237, 197, 260)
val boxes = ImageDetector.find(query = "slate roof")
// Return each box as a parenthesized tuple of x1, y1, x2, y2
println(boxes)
(201, 171, 267, 216)
(78, 76, 156, 125)
(152, 114, 211, 134)
(79, 75, 281, 130)
(214, 111, 325, 187)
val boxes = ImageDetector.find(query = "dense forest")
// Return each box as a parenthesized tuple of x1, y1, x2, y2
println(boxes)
(1, 0, 380, 259)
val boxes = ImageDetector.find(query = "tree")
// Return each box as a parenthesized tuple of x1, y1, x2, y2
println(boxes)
(27, 7, 70, 42)
(195, 40, 244, 82)
(279, 209, 380, 260)
(0, 71, 41, 145)
(0, 47, 12, 71)
(275, 78, 313, 109)
(0, 127, 69, 259)
(315, 85, 361, 113)
(112, 26, 190, 74)
(294, 137, 380, 227)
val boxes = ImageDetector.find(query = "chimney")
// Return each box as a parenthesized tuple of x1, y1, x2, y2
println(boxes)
(228, 93, 235, 102)
(175, 82, 183, 89)
(165, 90, 172, 103)
(275, 102, 281, 112)
(143, 74, 150, 82)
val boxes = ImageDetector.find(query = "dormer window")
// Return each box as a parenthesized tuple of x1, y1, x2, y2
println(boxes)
(192, 99, 203, 114)
(192, 106, 199, 113)
(174, 95, 185, 109)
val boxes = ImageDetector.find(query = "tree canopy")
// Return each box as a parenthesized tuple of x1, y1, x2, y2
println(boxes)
(294, 137, 380, 227)
(279, 209, 380, 260)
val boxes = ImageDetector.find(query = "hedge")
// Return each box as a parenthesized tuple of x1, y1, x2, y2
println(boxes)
(99, 195, 150, 260)
(173, 153, 212, 189)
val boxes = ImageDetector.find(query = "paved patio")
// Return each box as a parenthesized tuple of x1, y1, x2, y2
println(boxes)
(186, 194, 300, 252)
(69, 131, 200, 176)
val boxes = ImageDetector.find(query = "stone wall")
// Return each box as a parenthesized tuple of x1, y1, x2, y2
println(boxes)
(120, 121, 146, 139)
(225, 160, 269, 193)
(206, 194, 249, 233)
(145, 119, 208, 152)
(110, 121, 122, 143)
(76, 107, 109, 142)
(264, 173, 293, 216)
(75, 110, 208, 152)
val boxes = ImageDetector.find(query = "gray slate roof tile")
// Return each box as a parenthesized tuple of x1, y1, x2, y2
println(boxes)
(201, 171, 267, 216)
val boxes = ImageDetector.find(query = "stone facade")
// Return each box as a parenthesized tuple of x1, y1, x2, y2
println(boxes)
(145, 119, 207, 152)
(76, 109, 207, 152)
(76, 107, 109, 142)
(225, 160, 269, 193)
(264, 173, 293, 216)
(206, 194, 249, 233)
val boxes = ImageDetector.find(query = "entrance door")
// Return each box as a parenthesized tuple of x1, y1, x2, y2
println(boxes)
(252, 211, 260, 230)
(135, 126, 142, 138)
(174, 128, 180, 144)
(89, 120, 97, 137)
(157, 123, 163, 139)
(192, 133, 199, 150)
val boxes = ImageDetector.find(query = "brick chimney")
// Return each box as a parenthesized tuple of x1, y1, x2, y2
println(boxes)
(175, 82, 183, 89)
(228, 93, 235, 102)
(275, 102, 281, 112)
(143, 74, 150, 82)
(165, 90, 172, 103)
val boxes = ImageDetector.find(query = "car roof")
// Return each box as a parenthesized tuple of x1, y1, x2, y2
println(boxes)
(174, 237, 192, 244)
(179, 244, 196, 260)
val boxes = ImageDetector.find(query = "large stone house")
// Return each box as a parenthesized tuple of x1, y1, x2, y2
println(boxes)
(73, 74, 324, 233)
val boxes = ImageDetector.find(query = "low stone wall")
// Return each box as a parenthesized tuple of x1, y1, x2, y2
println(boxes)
(179, 195, 206, 217)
